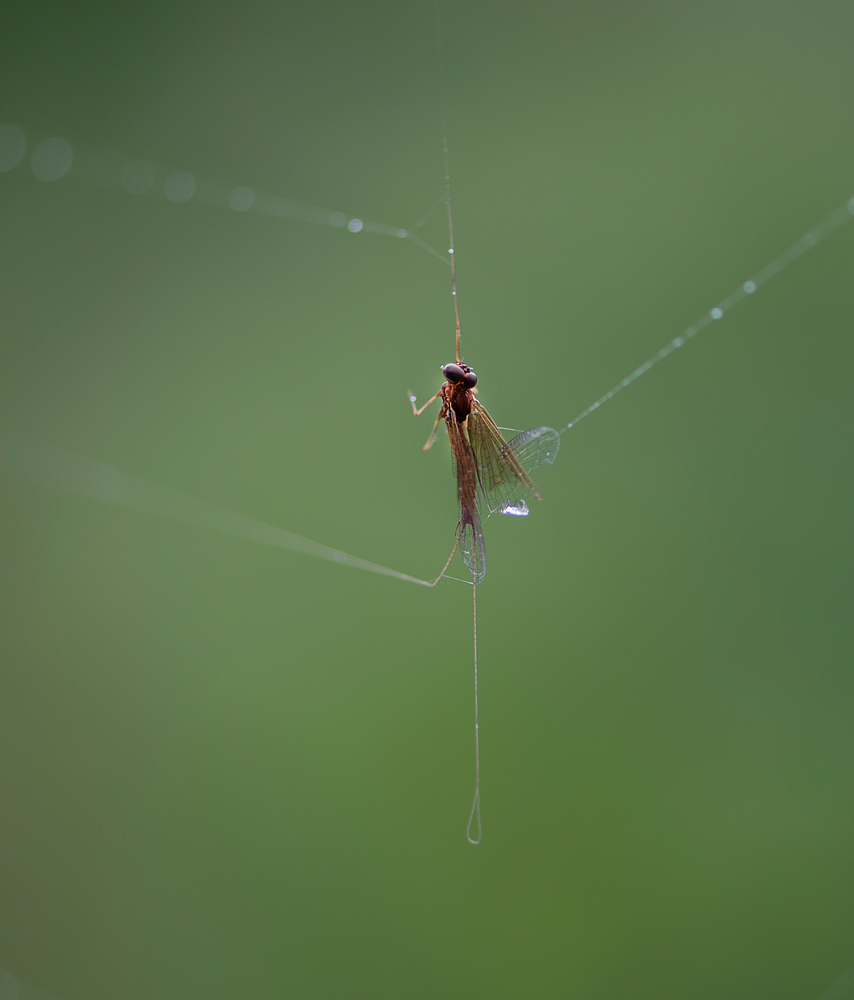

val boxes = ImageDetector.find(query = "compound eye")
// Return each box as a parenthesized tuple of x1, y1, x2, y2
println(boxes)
(442, 363, 466, 383)
(463, 370, 478, 389)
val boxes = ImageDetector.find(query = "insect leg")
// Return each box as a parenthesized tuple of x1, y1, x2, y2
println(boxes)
(421, 408, 445, 451)
(409, 389, 441, 417)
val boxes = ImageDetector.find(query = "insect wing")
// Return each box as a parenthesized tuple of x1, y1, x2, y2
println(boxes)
(459, 506, 486, 584)
(505, 426, 560, 472)
(466, 400, 560, 515)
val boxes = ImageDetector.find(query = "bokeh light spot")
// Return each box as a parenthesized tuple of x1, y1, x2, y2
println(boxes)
(31, 137, 73, 181)
(229, 186, 255, 211)
(164, 171, 195, 203)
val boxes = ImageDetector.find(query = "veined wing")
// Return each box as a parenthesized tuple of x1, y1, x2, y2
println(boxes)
(458, 505, 486, 584)
(466, 399, 560, 516)
(445, 407, 486, 583)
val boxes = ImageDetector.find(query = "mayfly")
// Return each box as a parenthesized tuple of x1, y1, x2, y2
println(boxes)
(409, 204, 560, 842)
(411, 362, 559, 585)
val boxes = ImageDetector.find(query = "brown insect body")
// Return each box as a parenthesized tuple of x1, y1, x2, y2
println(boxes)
(437, 363, 484, 582)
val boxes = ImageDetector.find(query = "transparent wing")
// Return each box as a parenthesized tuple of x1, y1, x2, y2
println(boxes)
(466, 399, 560, 515)
(459, 506, 486, 584)
(505, 425, 560, 471)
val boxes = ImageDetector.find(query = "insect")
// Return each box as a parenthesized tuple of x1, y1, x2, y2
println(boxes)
(412, 359, 559, 584)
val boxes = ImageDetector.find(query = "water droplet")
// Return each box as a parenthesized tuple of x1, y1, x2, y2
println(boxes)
(347, 218, 363, 233)
(500, 499, 529, 517)
(743, 280, 757, 294)
(710, 307, 723, 320)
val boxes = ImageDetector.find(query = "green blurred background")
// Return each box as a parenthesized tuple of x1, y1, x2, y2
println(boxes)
(2, 1, 854, 997)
